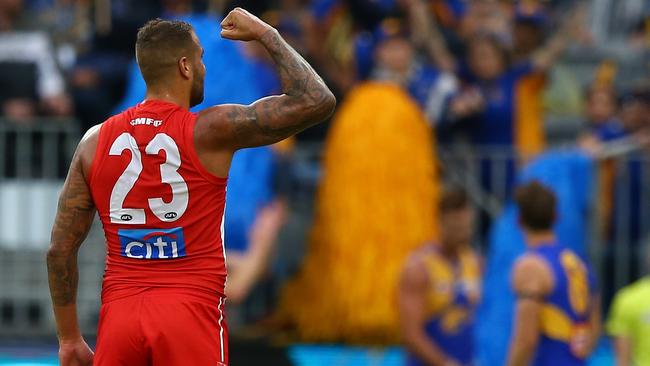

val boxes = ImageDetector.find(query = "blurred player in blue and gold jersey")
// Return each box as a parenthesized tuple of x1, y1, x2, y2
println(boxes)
(399, 188, 481, 366)
(507, 182, 601, 366)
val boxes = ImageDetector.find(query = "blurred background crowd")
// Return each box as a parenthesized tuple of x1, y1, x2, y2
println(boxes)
(0, 0, 649, 365)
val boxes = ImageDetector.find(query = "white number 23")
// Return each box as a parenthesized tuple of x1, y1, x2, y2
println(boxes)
(108, 132, 188, 224)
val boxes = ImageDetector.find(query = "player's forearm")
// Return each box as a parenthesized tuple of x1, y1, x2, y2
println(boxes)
(52, 304, 83, 341)
(506, 341, 535, 366)
(506, 324, 538, 366)
(46, 246, 82, 340)
(257, 28, 336, 123)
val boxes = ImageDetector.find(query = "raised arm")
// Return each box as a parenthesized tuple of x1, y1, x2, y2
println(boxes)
(46, 127, 98, 366)
(195, 8, 335, 154)
(532, 2, 588, 72)
(403, 0, 456, 72)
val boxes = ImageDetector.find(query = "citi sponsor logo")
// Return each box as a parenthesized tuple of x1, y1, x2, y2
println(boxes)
(130, 117, 163, 127)
(118, 227, 186, 259)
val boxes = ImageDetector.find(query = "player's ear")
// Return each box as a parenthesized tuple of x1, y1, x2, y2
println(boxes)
(178, 56, 192, 80)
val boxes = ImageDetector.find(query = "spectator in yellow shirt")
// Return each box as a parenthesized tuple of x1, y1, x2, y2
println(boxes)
(606, 249, 650, 366)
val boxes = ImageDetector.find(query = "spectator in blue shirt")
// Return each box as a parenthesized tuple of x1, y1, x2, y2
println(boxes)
(584, 85, 626, 143)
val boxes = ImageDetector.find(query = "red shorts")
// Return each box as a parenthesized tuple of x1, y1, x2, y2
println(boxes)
(94, 289, 228, 365)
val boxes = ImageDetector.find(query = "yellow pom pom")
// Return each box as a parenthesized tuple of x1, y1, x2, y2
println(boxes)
(277, 82, 440, 344)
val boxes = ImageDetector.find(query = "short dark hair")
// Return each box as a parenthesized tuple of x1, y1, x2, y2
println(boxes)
(439, 186, 470, 214)
(135, 19, 196, 85)
(515, 181, 556, 231)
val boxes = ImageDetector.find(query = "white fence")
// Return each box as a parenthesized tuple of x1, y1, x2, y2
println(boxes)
(0, 119, 104, 338)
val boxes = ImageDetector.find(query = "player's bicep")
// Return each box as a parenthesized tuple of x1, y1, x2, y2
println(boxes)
(196, 96, 313, 151)
(398, 261, 429, 329)
(512, 255, 551, 298)
(513, 296, 543, 343)
(50, 150, 95, 252)
(509, 256, 549, 354)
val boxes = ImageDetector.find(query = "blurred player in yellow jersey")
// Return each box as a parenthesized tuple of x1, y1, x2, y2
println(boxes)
(507, 181, 601, 366)
(606, 247, 650, 366)
(399, 188, 481, 366)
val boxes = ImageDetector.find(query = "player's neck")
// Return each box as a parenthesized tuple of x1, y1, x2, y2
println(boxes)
(526, 230, 556, 248)
(145, 88, 190, 110)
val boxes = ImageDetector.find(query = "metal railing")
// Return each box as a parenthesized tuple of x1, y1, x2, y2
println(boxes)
(598, 152, 650, 302)
(437, 143, 650, 304)
(0, 118, 87, 338)
(0, 118, 79, 180)
(1, 119, 648, 338)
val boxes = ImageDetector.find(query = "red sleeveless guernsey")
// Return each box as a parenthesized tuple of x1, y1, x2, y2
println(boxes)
(89, 100, 227, 304)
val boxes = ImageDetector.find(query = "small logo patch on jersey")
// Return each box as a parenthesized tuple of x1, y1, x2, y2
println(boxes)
(130, 117, 163, 127)
(118, 227, 186, 259)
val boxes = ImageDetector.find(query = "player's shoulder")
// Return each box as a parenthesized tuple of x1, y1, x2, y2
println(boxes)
(401, 243, 439, 284)
(513, 252, 550, 275)
(405, 242, 439, 263)
(512, 252, 554, 294)
(79, 109, 128, 163)
(75, 122, 102, 152)
(194, 104, 238, 146)
(400, 260, 429, 290)
(402, 245, 435, 281)
(195, 104, 233, 127)
(74, 123, 103, 175)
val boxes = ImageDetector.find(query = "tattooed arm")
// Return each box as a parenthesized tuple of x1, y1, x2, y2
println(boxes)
(194, 8, 335, 176)
(47, 126, 98, 365)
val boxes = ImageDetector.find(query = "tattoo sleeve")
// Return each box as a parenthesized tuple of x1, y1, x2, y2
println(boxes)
(222, 29, 336, 148)
(46, 151, 95, 307)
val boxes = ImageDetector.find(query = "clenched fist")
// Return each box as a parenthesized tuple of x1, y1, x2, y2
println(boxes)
(220, 8, 274, 42)
(58, 338, 93, 366)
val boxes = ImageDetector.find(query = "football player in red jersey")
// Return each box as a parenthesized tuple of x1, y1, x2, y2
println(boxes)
(46, 8, 335, 366)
